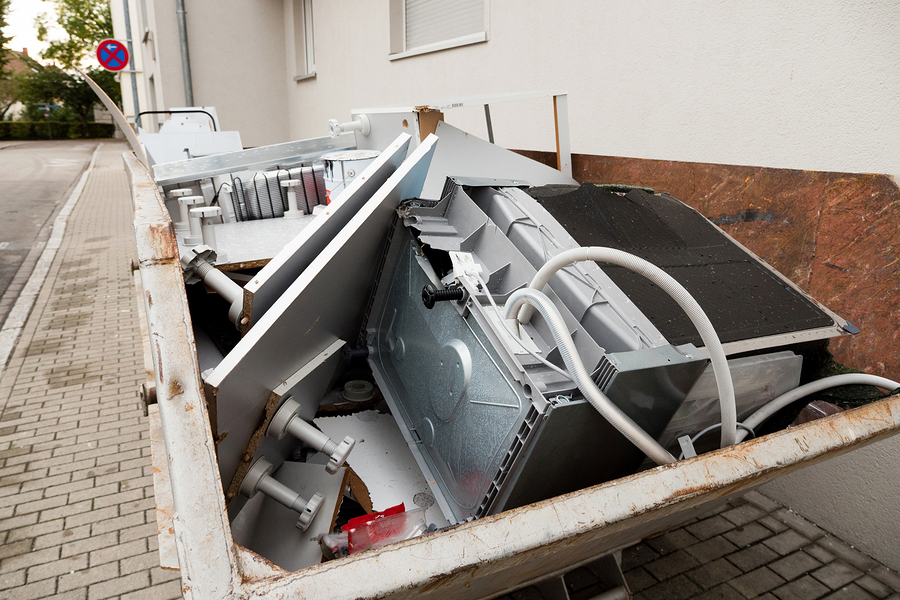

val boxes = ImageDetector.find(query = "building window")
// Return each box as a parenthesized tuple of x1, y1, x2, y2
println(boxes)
(293, 0, 315, 80)
(390, 0, 488, 61)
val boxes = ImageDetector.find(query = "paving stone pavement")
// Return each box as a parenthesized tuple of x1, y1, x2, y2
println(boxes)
(0, 143, 181, 600)
(622, 491, 900, 600)
(1, 141, 899, 600)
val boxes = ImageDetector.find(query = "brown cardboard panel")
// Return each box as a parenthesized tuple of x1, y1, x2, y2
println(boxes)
(513, 150, 900, 376)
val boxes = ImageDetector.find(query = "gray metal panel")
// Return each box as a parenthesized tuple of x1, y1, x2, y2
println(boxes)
(420, 122, 577, 200)
(230, 462, 345, 571)
(242, 134, 412, 327)
(206, 135, 438, 488)
(151, 133, 356, 187)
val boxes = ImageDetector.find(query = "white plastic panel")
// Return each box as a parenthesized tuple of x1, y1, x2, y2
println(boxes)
(420, 122, 577, 200)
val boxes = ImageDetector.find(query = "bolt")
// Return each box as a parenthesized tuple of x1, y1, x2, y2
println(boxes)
(422, 284, 465, 309)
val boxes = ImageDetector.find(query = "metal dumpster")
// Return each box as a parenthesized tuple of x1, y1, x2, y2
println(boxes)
(125, 126, 900, 600)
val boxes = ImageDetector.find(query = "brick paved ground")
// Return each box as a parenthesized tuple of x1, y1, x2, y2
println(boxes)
(622, 491, 900, 600)
(1, 141, 899, 600)
(0, 143, 180, 600)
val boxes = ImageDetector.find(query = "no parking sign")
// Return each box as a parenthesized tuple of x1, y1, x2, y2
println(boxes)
(97, 39, 129, 71)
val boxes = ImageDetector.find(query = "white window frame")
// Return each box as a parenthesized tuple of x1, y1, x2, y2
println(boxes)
(389, 0, 489, 61)
(292, 0, 316, 81)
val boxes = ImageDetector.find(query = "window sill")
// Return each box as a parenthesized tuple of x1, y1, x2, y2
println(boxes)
(389, 32, 486, 61)
(294, 72, 316, 82)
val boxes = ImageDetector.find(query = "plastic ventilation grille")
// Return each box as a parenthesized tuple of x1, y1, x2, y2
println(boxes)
(594, 355, 618, 391)
(476, 404, 540, 518)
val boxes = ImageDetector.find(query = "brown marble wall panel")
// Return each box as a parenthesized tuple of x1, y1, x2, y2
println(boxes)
(513, 150, 900, 376)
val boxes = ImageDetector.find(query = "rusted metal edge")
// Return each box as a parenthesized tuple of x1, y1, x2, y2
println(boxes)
(124, 152, 240, 600)
(239, 394, 900, 600)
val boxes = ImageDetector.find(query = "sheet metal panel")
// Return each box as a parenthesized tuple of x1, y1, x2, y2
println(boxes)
(206, 135, 438, 489)
(241, 134, 412, 329)
(151, 133, 356, 187)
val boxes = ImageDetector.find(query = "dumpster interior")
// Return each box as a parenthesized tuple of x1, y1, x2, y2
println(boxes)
(141, 105, 900, 574)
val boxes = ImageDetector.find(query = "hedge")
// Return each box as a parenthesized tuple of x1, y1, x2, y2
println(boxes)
(0, 121, 116, 140)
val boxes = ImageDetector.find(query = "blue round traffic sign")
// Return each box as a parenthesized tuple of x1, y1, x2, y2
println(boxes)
(97, 39, 129, 72)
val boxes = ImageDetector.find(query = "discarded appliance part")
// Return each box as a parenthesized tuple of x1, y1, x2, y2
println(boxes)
(231, 461, 347, 571)
(792, 400, 843, 426)
(534, 185, 851, 354)
(267, 397, 355, 474)
(240, 134, 412, 330)
(421, 283, 465, 309)
(240, 457, 324, 530)
(419, 121, 578, 199)
(180, 245, 243, 326)
(504, 286, 677, 465)
(736, 373, 900, 443)
(516, 245, 737, 448)
(463, 185, 667, 353)
(177, 194, 204, 235)
(193, 205, 223, 254)
(151, 132, 356, 187)
(241, 457, 325, 531)
(279, 179, 306, 219)
(168, 188, 193, 231)
(321, 149, 382, 198)
(341, 380, 374, 402)
(368, 217, 706, 523)
(328, 114, 370, 138)
(205, 135, 438, 489)
(658, 351, 802, 452)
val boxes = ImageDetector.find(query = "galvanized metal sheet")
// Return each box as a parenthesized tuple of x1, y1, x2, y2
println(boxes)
(242, 134, 412, 328)
(151, 133, 356, 187)
(206, 135, 438, 489)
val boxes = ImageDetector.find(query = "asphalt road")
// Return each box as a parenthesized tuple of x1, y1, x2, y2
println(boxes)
(0, 140, 98, 323)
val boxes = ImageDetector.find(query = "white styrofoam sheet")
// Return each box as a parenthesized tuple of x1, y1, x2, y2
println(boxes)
(315, 411, 450, 528)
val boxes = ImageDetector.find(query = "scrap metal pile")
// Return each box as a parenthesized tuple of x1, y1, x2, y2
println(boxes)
(145, 111, 898, 573)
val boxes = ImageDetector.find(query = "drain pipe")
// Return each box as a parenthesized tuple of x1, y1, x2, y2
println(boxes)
(175, 0, 194, 106)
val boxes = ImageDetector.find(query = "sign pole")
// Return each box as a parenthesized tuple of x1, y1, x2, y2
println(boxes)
(120, 0, 140, 129)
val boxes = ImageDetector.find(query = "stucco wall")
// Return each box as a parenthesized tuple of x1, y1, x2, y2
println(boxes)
(287, 1, 900, 179)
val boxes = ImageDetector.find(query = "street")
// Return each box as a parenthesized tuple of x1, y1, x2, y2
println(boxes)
(0, 140, 98, 324)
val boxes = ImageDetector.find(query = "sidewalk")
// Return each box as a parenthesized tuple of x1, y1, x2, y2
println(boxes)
(0, 141, 898, 600)
(0, 142, 180, 600)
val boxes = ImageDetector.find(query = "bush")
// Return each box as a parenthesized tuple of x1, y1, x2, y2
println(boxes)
(10, 121, 32, 139)
(88, 123, 115, 138)
(0, 121, 116, 140)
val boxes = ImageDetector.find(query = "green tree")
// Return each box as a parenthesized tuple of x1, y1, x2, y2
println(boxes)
(36, 0, 112, 69)
(1, 0, 12, 75)
(18, 65, 119, 136)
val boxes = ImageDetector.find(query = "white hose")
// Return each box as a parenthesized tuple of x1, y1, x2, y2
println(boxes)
(505, 288, 676, 465)
(736, 374, 900, 443)
(517, 247, 737, 448)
